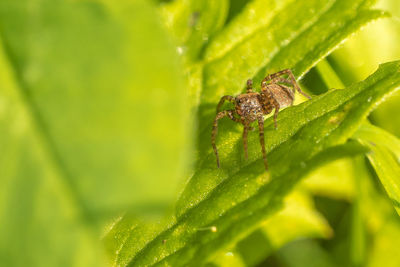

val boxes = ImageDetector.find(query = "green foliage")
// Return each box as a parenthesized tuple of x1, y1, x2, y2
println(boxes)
(197, 0, 386, 161)
(0, 0, 188, 215)
(354, 123, 400, 215)
(111, 61, 400, 266)
(211, 189, 333, 267)
(1, 0, 400, 267)
(0, 0, 188, 266)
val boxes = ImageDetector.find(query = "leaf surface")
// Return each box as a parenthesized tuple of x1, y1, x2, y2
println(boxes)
(0, 0, 188, 266)
(160, 0, 229, 61)
(101, 0, 392, 265)
(118, 62, 400, 266)
(212, 189, 333, 267)
(0, 34, 105, 267)
(353, 123, 400, 215)
(196, 0, 386, 159)
(0, 0, 187, 215)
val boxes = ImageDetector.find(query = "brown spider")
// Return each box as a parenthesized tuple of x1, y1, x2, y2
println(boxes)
(211, 69, 311, 170)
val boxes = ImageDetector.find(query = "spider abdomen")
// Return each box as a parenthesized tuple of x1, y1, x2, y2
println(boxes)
(265, 84, 293, 108)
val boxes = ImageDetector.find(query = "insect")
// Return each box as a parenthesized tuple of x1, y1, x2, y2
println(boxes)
(211, 69, 311, 170)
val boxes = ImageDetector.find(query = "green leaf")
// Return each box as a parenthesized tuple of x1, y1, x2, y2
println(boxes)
(225, 189, 333, 267)
(202, 0, 385, 100)
(0, 0, 187, 216)
(160, 0, 229, 61)
(102, 0, 390, 264)
(274, 239, 336, 267)
(0, 34, 105, 267)
(191, 0, 386, 215)
(0, 0, 189, 266)
(115, 61, 400, 266)
(302, 158, 355, 200)
(353, 123, 400, 215)
(196, 0, 386, 159)
(368, 220, 400, 267)
(204, 0, 292, 62)
(206, 189, 333, 267)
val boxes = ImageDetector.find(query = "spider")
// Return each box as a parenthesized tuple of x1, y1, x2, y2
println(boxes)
(211, 69, 311, 170)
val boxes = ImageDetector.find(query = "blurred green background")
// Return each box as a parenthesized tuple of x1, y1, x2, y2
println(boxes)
(1, 0, 400, 266)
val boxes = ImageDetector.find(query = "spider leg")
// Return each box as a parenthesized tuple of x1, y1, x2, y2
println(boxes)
(262, 69, 293, 83)
(281, 69, 311, 99)
(262, 69, 291, 84)
(227, 112, 241, 123)
(212, 110, 238, 168)
(217, 95, 236, 113)
(270, 77, 292, 85)
(262, 69, 311, 99)
(297, 87, 311, 99)
(273, 103, 280, 129)
(246, 79, 254, 93)
(257, 116, 268, 170)
(243, 123, 249, 160)
(266, 91, 281, 129)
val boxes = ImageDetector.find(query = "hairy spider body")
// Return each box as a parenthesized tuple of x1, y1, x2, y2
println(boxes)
(235, 93, 263, 122)
(212, 69, 311, 170)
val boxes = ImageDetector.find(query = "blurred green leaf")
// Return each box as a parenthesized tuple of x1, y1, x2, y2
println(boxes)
(0, 0, 187, 216)
(368, 219, 400, 267)
(204, 0, 291, 62)
(0, 0, 189, 266)
(350, 157, 367, 267)
(160, 0, 229, 61)
(371, 92, 400, 137)
(112, 61, 400, 266)
(206, 188, 333, 267)
(221, 190, 333, 267)
(353, 123, 400, 215)
(0, 35, 105, 267)
(302, 158, 355, 200)
(275, 239, 336, 267)
(346, 132, 400, 267)
(260, 190, 333, 249)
